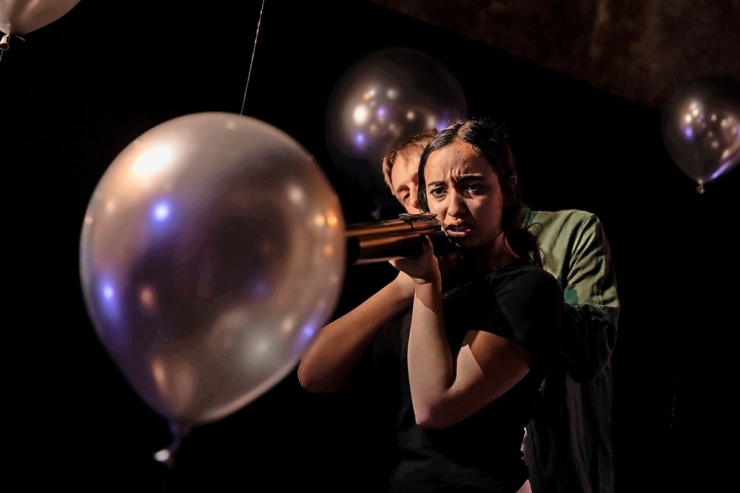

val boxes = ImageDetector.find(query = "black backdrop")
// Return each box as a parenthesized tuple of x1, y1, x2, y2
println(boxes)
(2, 1, 736, 491)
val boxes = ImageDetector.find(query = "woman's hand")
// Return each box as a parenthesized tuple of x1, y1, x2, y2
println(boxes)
(436, 248, 459, 279)
(390, 235, 442, 286)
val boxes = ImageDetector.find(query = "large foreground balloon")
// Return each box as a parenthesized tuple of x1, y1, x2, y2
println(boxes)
(80, 113, 346, 437)
(661, 76, 740, 193)
(325, 47, 468, 213)
(0, 0, 80, 38)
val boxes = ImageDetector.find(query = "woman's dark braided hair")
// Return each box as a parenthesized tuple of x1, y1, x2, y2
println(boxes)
(417, 117, 543, 267)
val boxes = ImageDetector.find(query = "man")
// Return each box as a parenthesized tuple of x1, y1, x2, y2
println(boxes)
(381, 128, 619, 493)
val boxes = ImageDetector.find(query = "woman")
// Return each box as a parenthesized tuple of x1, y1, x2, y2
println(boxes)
(298, 118, 562, 492)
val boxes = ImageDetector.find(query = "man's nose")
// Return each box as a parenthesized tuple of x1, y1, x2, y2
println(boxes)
(407, 186, 422, 214)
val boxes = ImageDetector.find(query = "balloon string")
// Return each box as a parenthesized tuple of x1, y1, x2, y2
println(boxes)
(240, 0, 266, 116)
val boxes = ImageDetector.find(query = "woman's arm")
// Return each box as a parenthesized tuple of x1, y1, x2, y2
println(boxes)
(392, 238, 546, 430)
(407, 281, 531, 429)
(297, 271, 416, 393)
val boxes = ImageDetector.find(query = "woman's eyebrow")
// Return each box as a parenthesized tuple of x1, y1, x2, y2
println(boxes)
(456, 174, 485, 184)
(427, 173, 485, 188)
(427, 180, 446, 189)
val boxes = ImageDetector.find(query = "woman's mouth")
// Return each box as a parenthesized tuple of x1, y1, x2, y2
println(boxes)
(444, 223, 471, 238)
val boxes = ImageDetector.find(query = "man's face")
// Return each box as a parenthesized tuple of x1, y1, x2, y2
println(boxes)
(390, 149, 423, 214)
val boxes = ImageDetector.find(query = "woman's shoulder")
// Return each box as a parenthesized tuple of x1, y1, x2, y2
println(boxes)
(489, 259, 558, 286)
(443, 261, 560, 304)
(477, 260, 563, 355)
(484, 260, 562, 306)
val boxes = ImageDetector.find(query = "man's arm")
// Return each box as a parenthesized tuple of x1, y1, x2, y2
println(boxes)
(555, 213, 619, 382)
(297, 271, 416, 393)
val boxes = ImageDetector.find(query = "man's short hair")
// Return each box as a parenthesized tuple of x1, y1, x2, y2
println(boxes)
(381, 128, 439, 192)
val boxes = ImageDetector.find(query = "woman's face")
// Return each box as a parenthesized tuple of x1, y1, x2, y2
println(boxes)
(424, 139, 505, 250)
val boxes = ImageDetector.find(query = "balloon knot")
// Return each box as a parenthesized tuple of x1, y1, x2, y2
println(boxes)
(153, 421, 192, 468)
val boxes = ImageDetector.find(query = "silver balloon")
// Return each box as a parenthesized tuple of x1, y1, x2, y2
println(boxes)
(325, 47, 468, 211)
(661, 76, 740, 193)
(0, 0, 80, 37)
(79, 112, 346, 432)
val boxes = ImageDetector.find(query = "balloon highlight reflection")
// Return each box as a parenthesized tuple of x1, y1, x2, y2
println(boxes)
(325, 47, 468, 211)
(661, 76, 740, 193)
(79, 113, 346, 433)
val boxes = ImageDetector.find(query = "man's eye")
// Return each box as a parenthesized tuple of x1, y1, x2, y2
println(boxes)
(430, 187, 445, 197)
(466, 183, 483, 192)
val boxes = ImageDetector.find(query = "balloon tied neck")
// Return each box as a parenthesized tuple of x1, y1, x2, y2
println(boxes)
(0, 33, 25, 51)
(696, 181, 705, 194)
(153, 422, 193, 468)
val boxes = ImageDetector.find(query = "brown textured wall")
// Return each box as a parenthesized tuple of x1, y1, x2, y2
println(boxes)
(367, 0, 740, 109)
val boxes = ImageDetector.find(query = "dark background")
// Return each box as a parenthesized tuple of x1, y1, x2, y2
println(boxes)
(2, 1, 736, 491)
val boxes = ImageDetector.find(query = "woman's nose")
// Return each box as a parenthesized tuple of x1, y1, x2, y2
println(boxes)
(446, 190, 465, 217)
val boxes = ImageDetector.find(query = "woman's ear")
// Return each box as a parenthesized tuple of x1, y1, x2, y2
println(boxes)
(503, 175, 518, 205)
